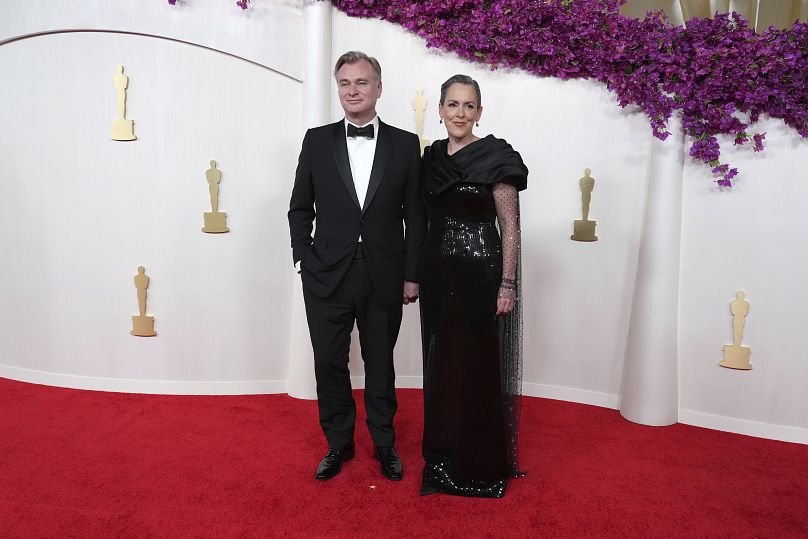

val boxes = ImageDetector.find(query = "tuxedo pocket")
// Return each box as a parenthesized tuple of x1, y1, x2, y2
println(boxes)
(301, 239, 330, 269)
(304, 244, 353, 270)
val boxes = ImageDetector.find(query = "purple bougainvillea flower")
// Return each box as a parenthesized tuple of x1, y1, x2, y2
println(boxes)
(167, 0, 176, 5)
(331, 0, 808, 185)
(752, 132, 767, 152)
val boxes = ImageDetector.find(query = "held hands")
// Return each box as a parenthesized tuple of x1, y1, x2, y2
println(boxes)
(403, 281, 420, 305)
(402, 280, 513, 310)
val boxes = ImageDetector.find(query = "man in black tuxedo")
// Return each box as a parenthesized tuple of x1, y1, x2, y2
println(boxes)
(288, 51, 426, 481)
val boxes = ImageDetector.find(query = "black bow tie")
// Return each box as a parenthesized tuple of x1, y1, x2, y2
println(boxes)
(347, 124, 374, 139)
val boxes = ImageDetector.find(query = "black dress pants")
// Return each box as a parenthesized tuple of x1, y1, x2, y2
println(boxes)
(302, 245, 403, 449)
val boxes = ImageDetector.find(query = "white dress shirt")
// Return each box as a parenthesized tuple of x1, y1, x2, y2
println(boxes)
(345, 115, 379, 211)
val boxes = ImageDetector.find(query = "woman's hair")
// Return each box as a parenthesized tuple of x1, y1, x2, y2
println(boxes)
(439, 74, 481, 106)
(333, 51, 382, 81)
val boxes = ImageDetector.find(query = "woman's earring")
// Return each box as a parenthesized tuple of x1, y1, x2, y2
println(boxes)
(439, 118, 443, 124)
(476, 121, 479, 127)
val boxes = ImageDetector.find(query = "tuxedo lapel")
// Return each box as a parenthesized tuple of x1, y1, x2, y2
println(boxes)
(362, 121, 390, 214)
(331, 122, 361, 210)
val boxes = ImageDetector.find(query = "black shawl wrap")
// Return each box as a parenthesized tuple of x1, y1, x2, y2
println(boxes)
(423, 135, 528, 194)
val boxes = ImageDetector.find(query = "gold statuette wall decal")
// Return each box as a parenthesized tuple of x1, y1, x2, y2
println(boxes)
(202, 160, 229, 233)
(571, 168, 598, 242)
(111, 65, 136, 141)
(131, 266, 156, 336)
(412, 88, 430, 156)
(720, 290, 752, 370)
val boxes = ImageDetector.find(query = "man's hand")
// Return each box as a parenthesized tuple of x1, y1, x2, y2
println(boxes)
(403, 281, 419, 305)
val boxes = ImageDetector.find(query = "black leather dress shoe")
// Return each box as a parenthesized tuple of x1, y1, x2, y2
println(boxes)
(374, 446, 403, 481)
(315, 445, 355, 480)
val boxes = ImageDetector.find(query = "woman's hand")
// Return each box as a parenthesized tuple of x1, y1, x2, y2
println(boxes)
(496, 286, 517, 315)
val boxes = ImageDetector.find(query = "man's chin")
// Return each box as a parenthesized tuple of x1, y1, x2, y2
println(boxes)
(348, 112, 369, 120)
(344, 106, 371, 116)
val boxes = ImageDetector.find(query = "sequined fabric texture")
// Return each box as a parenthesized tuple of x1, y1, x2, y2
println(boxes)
(420, 176, 524, 498)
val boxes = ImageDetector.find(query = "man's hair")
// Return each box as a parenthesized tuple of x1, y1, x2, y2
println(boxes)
(439, 74, 482, 107)
(334, 51, 382, 81)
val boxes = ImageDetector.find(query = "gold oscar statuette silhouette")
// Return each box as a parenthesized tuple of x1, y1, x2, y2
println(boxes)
(202, 160, 229, 233)
(571, 168, 598, 242)
(720, 290, 752, 370)
(412, 88, 430, 156)
(111, 65, 136, 141)
(131, 266, 156, 336)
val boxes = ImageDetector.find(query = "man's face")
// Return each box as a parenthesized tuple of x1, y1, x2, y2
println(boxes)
(336, 60, 382, 124)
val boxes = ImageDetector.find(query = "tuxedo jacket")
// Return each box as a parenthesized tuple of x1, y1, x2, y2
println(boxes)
(288, 119, 426, 305)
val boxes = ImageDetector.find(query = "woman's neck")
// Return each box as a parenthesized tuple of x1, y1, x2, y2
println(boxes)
(447, 134, 480, 156)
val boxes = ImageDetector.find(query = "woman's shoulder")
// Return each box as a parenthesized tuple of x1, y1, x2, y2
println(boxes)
(479, 135, 528, 189)
(482, 134, 517, 150)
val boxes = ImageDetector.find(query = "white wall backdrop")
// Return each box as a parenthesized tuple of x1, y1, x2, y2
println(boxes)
(0, 31, 301, 393)
(1, 1, 806, 443)
(678, 116, 808, 439)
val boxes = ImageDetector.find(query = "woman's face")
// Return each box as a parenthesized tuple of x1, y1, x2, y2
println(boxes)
(438, 83, 483, 140)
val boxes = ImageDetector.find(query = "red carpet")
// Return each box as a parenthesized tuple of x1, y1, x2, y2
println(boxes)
(1, 376, 807, 538)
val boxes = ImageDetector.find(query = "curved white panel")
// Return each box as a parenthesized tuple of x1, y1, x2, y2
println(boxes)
(0, 31, 301, 384)
(0, 0, 304, 80)
(620, 116, 684, 426)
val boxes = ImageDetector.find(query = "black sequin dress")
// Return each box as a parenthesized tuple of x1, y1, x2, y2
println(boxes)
(420, 135, 528, 498)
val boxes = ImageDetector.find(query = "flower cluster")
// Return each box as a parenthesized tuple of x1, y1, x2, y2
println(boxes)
(334, 0, 808, 185)
(166, 0, 250, 9)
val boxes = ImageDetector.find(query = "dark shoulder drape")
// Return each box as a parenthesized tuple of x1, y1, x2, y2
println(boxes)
(423, 135, 528, 194)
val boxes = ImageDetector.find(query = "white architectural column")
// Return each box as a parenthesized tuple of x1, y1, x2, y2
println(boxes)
(619, 117, 685, 426)
(287, 0, 332, 400)
(302, 0, 333, 128)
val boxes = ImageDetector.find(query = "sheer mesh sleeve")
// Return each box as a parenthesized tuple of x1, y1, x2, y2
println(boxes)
(493, 182, 520, 300)
(493, 179, 524, 475)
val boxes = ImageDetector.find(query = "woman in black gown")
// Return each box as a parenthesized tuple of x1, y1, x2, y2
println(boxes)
(420, 75, 528, 498)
